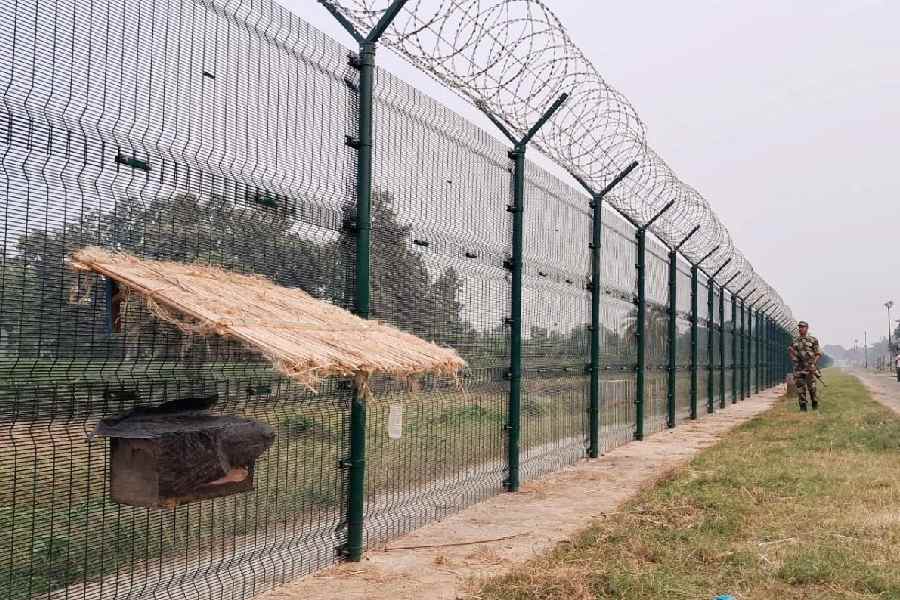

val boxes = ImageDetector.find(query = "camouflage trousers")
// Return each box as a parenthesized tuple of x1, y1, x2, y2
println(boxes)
(794, 371, 817, 405)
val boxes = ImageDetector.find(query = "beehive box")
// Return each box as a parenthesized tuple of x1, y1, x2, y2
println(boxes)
(97, 412, 275, 509)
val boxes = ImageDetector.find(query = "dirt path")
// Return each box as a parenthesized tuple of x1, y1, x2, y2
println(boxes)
(850, 368, 900, 414)
(260, 387, 784, 600)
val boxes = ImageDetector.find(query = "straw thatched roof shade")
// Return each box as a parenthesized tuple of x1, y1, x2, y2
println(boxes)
(70, 247, 466, 391)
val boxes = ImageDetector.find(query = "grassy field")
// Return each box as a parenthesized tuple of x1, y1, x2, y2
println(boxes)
(475, 369, 900, 600)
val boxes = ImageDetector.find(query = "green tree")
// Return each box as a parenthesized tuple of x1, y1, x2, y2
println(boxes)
(330, 190, 465, 337)
(4, 188, 470, 365)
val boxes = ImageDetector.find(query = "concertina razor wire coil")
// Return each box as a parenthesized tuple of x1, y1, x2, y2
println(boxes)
(324, 0, 796, 333)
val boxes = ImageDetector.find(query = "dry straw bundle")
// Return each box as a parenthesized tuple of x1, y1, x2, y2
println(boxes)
(70, 247, 466, 393)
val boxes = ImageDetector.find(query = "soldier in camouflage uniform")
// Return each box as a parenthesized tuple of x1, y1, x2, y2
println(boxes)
(788, 321, 822, 411)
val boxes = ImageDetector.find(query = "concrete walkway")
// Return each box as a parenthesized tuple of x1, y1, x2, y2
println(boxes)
(261, 387, 785, 600)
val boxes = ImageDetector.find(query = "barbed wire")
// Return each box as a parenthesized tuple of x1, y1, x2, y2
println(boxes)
(324, 0, 795, 332)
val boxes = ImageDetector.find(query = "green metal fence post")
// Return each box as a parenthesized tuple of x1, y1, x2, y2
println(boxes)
(767, 317, 772, 387)
(757, 307, 762, 391)
(782, 325, 787, 383)
(775, 323, 779, 385)
(740, 297, 747, 399)
(634, 201, 674, 440)
(720, 286, 727, 409)
(762, 307, 771, 391)
(762, 313, 767, 391)
(772, 329, 788, 385)
(707, 277, 716, 414)
(690, 266, 699, 419)
(508, 144, 526, 487)
(772, 326, 788, 385)
(783, 325, 788, 383)
(575, 161, 638, 458)
(667, 250, 678, 427)
(768, 321, 772, 387)
(667, 225, 700, 428)
(589, 197, 604, 456)
(768, 320, 771, 388)
(731, 282, 749, 403)
(765, 323, 777, 389)
(777, 324, 781, 385)
(776, 322, 781, 386)
(756, 311, 767, 394)
(741, 302, 756, 398)
(755, 309, 763, 394)
(772, 328, 788, 386)
(689, 245, 718, 419)
(740, 298, 747, 399)
(771, 318, 776, 387)
(749, 295, 760, 394)
(763, 318, 767, 389)
(719, 273, 739, 409)
(707, 260, 731, 412)
(479, 93, 568, 491)
(731, 294, 737, 403)
(775, 321, 779, 386)
(318, 0, 411, 562)
(702, 254, 727, 415)
(741, 290, 756, 399)
(768, 320, 772, 387)
(636, 228, 647, 439)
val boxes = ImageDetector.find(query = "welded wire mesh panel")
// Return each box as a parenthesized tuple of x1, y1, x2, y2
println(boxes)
(723, 292, 734, 400)
(644, 242, 668, 435)
(362, 65, 511, 545)
(697, 279, 711, 418)
(599, 373, 635, 454)
(645, 243, 668, 307)
(598, 210, 637, 452)
(600, 206, 638, 294)
(599, 292, 637, 451)
(519, 167, 589, 481)
(0, 0, 358, 596)
(675, 262, 693, 422)
(710, 286, 722, 409)
(674, 350, 692, 422)
(750, 318, 758, 391)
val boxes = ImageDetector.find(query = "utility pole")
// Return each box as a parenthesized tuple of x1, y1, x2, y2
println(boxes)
(886, 301, 894, 367)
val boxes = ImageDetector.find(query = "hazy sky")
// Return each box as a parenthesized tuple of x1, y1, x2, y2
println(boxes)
(298, 0, 899, 350)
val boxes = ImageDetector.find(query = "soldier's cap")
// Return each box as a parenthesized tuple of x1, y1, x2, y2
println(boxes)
(798, 321, 809, 328)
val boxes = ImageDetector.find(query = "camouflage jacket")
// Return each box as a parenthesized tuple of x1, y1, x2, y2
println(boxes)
(790, 335, 820, 372)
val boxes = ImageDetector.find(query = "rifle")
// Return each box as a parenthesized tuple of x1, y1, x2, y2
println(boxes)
(811, 367, 827, 387)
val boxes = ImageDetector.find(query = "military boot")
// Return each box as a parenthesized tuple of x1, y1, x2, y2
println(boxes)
(799, 403, 808, 412)
(811, 400, 818, 410)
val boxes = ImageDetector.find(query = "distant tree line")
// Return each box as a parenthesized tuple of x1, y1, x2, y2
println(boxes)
(0, 187, 701, 372)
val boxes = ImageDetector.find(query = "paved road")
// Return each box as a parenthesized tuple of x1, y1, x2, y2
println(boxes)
(850, 368, 900, 415)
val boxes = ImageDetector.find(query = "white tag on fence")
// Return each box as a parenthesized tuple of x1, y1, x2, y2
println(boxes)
(387, 403, 403, 439)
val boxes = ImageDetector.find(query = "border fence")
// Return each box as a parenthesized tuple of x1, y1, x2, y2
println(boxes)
(1, 0, 794, 598)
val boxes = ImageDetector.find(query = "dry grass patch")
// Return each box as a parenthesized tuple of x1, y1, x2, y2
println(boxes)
(473, 370, 900, 600)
